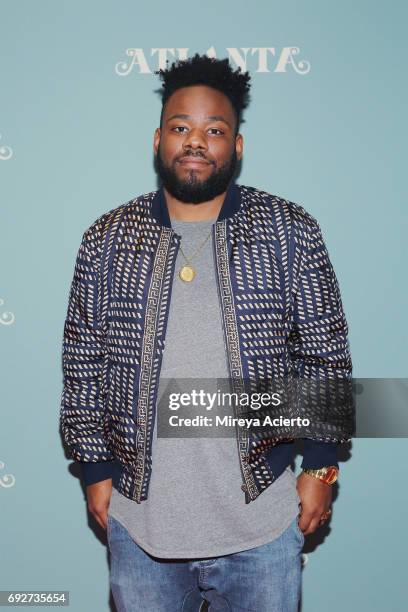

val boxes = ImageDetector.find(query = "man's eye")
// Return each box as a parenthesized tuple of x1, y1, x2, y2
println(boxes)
(170, 126, 223, 135)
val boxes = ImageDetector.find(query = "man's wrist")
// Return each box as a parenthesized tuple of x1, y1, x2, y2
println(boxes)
(301, 465, 339, 485)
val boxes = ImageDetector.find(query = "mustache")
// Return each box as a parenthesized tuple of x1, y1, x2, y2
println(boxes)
(176, 151, 214, 164)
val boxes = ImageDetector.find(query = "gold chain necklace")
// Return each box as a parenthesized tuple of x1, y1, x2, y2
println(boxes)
(178, 228, 213, 282)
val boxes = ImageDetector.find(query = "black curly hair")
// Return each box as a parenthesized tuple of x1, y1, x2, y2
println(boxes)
(155, 53, 251, 134)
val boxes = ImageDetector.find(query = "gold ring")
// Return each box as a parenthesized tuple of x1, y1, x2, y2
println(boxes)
(319, 509, 332, 523)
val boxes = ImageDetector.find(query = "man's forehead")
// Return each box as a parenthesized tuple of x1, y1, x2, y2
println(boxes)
(163, 86, 236, 122)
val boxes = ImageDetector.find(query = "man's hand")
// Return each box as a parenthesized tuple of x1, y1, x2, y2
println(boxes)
(296, 472, 333, 536)
(86, 478, 113, 530)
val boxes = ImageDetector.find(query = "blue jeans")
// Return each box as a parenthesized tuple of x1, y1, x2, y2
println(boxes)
(107, 513, 304, 611)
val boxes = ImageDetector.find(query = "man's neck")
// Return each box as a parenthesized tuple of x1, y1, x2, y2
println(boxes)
(163, 187, 227, 221)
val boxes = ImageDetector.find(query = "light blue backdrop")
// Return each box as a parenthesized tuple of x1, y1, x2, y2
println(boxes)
(1, 1, 406, 611)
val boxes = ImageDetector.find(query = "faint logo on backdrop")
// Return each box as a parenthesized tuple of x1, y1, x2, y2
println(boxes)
(115, 47, 311, 76)
(0, 133, 13, 160)
(0, 298, 15, 325)
(0, 461, 15, 488)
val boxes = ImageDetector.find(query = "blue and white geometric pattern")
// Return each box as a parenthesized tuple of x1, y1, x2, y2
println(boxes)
(60, 184, 352, 503)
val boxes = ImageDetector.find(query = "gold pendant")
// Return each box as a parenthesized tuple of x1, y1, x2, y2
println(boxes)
(179, 265, 196, 282)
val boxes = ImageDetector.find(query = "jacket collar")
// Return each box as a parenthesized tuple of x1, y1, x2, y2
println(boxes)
(150, 181, 241, 228)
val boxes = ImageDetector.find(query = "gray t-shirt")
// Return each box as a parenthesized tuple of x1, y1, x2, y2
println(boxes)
(108, 217, 300, 558)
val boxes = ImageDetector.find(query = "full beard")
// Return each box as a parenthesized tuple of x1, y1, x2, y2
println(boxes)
(154, 147, 238, 204)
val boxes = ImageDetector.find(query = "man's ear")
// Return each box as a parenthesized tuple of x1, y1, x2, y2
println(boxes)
(235, 132, 243, 161)
(153, 127, 161, 155)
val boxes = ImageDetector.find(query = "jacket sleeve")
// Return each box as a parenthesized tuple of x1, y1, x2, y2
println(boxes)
(288, 215, 353, 470)
(60, 224, 116, 486)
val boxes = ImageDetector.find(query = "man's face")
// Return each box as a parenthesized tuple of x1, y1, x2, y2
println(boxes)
(153, 85, 243, 203)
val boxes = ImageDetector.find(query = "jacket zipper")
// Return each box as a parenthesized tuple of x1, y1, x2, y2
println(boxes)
(211, 222, 248, 494)
(132, 229, 181, 502)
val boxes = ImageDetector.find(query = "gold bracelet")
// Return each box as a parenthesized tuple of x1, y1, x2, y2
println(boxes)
(302, 466, 339, 485)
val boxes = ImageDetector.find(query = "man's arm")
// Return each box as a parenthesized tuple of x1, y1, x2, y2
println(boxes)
(60, 223, 116, 489)
(288, 214, 353, 534)
(289, 214, 353, 466)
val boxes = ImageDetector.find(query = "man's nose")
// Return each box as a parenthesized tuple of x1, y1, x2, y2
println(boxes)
(182, 128, 207, 151)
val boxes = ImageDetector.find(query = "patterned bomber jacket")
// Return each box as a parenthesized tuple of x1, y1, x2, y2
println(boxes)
(60, 182, 353, 504)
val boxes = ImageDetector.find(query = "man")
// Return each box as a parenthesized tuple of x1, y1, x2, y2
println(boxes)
(60, 54, 353, 611)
